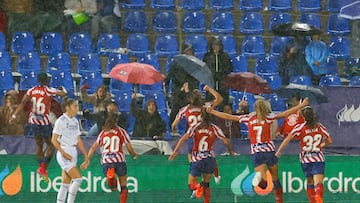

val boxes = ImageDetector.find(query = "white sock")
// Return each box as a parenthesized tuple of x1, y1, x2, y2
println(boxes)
(67, 178, 82, 203)
(57, 183, 69, 203)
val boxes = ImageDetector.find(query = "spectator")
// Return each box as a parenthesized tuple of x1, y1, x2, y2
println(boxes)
(130, 93, 166, 138)
(213, 104, 241, 138)
(81, 84, 112, 113)
(92, 0, 121, 40)
(165, 43, 199, 124)
(235, 100, 250, 115)
(83, 99, 127, 136)
(203, 37, 232, 105)
(0, 90, 26, 135)
(278, 35, 313, 85)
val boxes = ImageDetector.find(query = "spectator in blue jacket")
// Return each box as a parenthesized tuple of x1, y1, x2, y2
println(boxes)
(305, 34, 329, 82)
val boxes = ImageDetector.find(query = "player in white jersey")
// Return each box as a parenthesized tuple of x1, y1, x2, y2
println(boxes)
(51, 98, 89, 203)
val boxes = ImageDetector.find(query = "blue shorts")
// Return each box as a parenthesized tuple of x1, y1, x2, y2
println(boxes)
(186, 138, 194, 154)
(190, 157, 215, 177)
(252, 151, 278, 168)
(102, 162, 127, 177)
(301, 162, 325, 177)
(25, 124, 52, 137)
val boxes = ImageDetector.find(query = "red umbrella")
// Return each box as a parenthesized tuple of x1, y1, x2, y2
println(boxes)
(224, 72, 272, 94)
(109, 62, 165, 85)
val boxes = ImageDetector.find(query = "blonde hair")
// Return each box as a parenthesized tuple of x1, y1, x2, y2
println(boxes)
(254, 99, 271, 120)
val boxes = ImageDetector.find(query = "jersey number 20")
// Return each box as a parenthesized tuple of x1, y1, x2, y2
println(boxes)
(103, 136, 121, 153)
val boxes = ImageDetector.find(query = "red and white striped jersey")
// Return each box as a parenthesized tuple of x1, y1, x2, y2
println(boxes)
(176, 104, 202, 128)
(239, 112, 278, 154)
(97, 126, 131, 164)
(187, 122, 226, 162)
(278, 112, 305, 137)
(26, 86, 57, 125)
(290, 122, 330, 164)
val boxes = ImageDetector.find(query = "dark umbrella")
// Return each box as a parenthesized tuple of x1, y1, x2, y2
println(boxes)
(276, 84, 329, 105)
(340, 1, 360, 20)
(223, 72, 272, 94)
(272, 22, 322, 36)
(173, 54, 215, 88)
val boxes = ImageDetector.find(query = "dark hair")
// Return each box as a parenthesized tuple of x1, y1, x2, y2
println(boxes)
(190, 89, 204, 107)
(37, 72, 49, 86)
(61, 98, 76, 113)
(302, 106, 318, 128)
(146, 99, 157, 111)
(196, 107, 212, 130)
(291, 93, 302, 102)
(103, 112, 119, 131)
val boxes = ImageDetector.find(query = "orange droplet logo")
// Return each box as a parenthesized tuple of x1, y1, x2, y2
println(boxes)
(254, 170, 274, 196)
(2, 165, 22, 196)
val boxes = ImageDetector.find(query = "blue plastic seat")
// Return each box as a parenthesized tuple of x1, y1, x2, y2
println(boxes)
(344, 57, 360, 77)
(47, 52, 71, 74)
(182, 11, 206, 33)
(123, 10, 148, 33)
(106, 53, 130, 73)
(19, 70, 39, 90)
(328, 36, 351, 59)
(319, 75, 342, 86)
(268, 13, 292, 30)
(40, 32, 63, 55)
(112, 90, 133, 112)
(254, 55, 278, 74)
(17, 51, 41, 74)
(297, 0, 322, 12)
(219, 35, 237, 57)
(165, 56, 174, 74)
(259, 73, 282, 91)
(349, 76, 360, 87)
(137, 54, 161, 71)
(210, 12, 235, 34)
(322, 57, 339, 75)
(151, 0, 175, 9)
(11, 32, 35, 54)
(239, 0, 263, 11)
(139, 82, 164, 94)
(241, 35, 266, 58)
(121, 0, 145, 9)
(184, 34, 208, 59)
(180, 0, 205, 10)
(0, 32, 5, 51)
(0, 89, 7, 106)
(79, 71, 104, 94)
(68, 32, 92, 55)
(300, 13, 321, 29)
(210, 0, 234, 10)
(230, 91, 256, 112)
(0, 51, 12, 71)
(97, 33, 121, 56)
(153, 10, 177, 33)
(270, 36, 292, 56)
(142, 92, 167, 111)
(262, 93, 287, 111)
(240, 12, 264, 35)
(159, 110, 172, 139)
(126, 33, 150, 56)
(109, 78, 133, 92)
(327, 14, 351, 35)
(50, 70, 75, 99)
(290, 75, 312, 86)
(154, 34, 179, 57)
(77, 53, 101, 74)
(231, 55, 249, 72)
(327, 0, 354, 13)
(269, 0, 292, 11)
(0, 70, 14, 90)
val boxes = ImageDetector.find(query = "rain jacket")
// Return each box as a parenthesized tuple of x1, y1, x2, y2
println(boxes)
(305, 40, 329, 75)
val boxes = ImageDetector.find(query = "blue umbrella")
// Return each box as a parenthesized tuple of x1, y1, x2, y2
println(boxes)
(276, 84, 329, 105)
(340, 1, 360, 20)
(173, 54, 215, 88)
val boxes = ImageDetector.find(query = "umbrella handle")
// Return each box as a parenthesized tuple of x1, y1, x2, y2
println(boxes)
(242, 88, 246, 100)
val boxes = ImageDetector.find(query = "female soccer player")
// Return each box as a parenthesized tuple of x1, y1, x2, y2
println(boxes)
(83, 112, 138, 203)
(276, 106, 332, 203)
(169, 108, 234, 203)
(207, 98, 309, 203)
(52, 98, 89, 203)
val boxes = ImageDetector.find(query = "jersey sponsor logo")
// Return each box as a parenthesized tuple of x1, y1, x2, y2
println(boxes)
(336, 104, 360, 125)
(0, 165, 23, 196)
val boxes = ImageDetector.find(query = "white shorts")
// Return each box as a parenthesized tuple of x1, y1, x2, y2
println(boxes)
(56, 146, 78, 172)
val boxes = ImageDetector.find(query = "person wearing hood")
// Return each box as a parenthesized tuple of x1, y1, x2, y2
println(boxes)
(203, 37, 232, 105)
(0, 90, 26, 135)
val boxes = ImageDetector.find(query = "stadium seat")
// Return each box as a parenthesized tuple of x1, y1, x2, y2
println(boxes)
(241, 35, 266, 58)
(290, 75, 312, 86)
(47, 52, 71, 74)
(344, 57, 360, 77)
(254, 55, 278, 74)
(268, 13, 292, 30)
(0, 89, 7, 106)
(297, 0, 322, 12)
(159, 110, 172, 139)
(210, 0, 234, 10)
(151, 0, 175, 9)
(112, 90, 133, 112)
(240, 12, 264, 35)
(126, 33, 150, 56)
(259, 73, 282, 91)
(322, 57, 339, 75)
(327, 14, 351, 35)
(349, 76, 360, 87)
(0, 51, 11, 71)
(123, 111, 136, 135)
(262, 93, 287, 112)
(0, 70, 14, 90)
(182, 11, 206, 33)
(17, 51, 41, 74)
(142, 92, 167, 111)
(230, 91, 256, 112)
(319, 75, 342, 87)
(68, 32, 92, 55)
(300, 13, 321, 29)
(154, 34, 179, 57)
(79, 71, 103, 94)
(184, 34, 208, 59)
(0, 32, 5, 51)
(231, 55, 249, 72)
(121, 0, 145, 9)
(219, 35, 237, 58)
(181, 0, 205, 10)
(210, 12, 235, 34)
(97, 33, 121, 56)
(123, 10, 148, 33)
(269, 0, 292, 11)
(106, 53, 130, 73)
(239, 0, 263, 11)
(11, 32, 35, 54)
(77, 53, 101, 74)
(137, 54, 160, 71)
(109, 78, 133, 92)
(326, 0, 354, 13)
(40, 32, 63, 55)
(19, 70, 39, 90)
(49, 70, 75, 99)
(153, 10, 177, 33)
(139, 82, 164, 94)
(165, 56, 174, 74)
(270, 36, 292, 56)
(328, 36, 351, 59)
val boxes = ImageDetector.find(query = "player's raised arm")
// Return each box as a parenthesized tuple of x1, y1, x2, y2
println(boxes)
(277, 98, 309, 118)
(169, 133, 190, 161)
(207, 106, 240, 122)
(203, 85, 223, 107)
